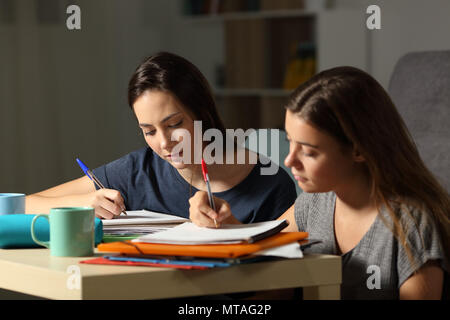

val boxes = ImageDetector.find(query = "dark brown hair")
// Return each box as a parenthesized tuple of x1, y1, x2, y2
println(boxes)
(286, 66, 450, 272)
(128, 51, 226, 135)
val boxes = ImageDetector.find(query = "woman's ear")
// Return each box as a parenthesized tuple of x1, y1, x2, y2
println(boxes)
(352, 148, 366, 163)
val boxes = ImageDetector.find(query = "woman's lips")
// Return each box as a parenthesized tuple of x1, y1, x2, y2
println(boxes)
(294, 175, 308, 183)
(167, 151, 183, 160)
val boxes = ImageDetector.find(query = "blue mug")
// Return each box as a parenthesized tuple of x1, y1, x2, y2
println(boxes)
(0, 193, 25, 215)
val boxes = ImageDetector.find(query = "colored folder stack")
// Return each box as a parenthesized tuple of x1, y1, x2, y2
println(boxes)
(80, 232, 309, 269)
(81, 220, 310, 269)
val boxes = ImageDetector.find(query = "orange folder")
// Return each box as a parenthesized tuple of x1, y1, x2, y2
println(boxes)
(97, 232, 308, 258)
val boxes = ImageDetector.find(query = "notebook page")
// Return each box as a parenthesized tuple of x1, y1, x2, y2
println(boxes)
(102, 210, 188, 226)
(132, 219, 288, 244)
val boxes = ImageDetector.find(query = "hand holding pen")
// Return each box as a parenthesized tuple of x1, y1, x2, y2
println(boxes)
(188, 190, 241, 228)
(201, 159, 218, 228)
(76, 158, 127, 217)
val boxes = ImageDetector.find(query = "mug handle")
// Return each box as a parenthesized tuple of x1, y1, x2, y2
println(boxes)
(31, 214, 50, 249)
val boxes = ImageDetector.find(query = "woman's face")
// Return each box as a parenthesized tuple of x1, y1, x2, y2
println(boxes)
(133, 90, 196, 169)
(284, 109, 361, 193)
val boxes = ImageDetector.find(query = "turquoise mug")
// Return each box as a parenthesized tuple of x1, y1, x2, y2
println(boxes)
(31, 207, 95, 257)
(0, 193, 25, 215)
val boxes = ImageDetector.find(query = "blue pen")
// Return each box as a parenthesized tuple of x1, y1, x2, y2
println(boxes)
(76, 158, 127, 216)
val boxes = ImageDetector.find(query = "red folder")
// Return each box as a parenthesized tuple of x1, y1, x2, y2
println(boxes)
(98, 232, 308, 258)
(79, 257, 208, 270)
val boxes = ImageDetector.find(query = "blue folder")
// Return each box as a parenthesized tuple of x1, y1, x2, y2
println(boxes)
(0, 214, 103, 248)
(103, 254, 280, 268)
(104, 255, 232, 268)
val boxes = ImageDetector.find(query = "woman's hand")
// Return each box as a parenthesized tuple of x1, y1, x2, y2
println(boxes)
(25, 176, 125, 219)
(189, 191, 240, 227)
(84, 189, 126, 220)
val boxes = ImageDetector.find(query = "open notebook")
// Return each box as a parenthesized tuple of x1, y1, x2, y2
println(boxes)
(102, 210, 188, 236)
(102, 210, 188, 226)
(132, 219, 289, 245)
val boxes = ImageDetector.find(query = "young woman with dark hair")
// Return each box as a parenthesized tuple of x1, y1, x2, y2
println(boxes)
(26, 52, 296, 223)
(189, 66, 449, 299)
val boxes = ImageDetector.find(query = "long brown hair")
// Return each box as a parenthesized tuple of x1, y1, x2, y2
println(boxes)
(128, 51, 226, 136)
(286, 66, 450, 269)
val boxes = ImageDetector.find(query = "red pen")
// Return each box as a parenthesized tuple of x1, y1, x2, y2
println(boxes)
(201, 159, 218, 228)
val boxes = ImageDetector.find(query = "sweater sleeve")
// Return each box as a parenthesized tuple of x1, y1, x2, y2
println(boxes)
(397, 206, 449, 287)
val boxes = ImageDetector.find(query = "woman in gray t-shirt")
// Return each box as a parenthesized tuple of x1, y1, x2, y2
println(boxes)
(189, 66, 449, 300)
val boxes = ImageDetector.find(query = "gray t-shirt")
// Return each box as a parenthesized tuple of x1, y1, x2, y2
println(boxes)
(295, 192, 448, 300)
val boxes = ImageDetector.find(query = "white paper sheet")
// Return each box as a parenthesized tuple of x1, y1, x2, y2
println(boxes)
(102, 225, 175, 235)
(132, 219, 288, 245)
(255, 242, 303, 258)
(101, 210, 188, 226)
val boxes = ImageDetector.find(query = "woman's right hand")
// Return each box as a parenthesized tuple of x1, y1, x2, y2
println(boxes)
(188, 191, 240, 228)
(84, 189, 126, 220)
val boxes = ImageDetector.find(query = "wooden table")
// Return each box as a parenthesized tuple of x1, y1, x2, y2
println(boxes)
(0, 249, 341, 300)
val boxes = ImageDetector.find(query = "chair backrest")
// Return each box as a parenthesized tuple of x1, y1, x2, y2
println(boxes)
(388, 51, 450, 193)
(245, 128, 302, 195)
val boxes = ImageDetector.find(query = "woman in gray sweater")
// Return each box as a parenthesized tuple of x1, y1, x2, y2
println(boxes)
(189, 66, 449, 300)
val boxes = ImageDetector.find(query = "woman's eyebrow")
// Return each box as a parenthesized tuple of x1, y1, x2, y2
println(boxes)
(285, 132, 319, 149)
(139, 112, 182, 127)
(299, 142, 319, 149)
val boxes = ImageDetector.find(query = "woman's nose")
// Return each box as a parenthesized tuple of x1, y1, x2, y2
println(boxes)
(284, 148, 303, 170)
(159, 130, 171, 150)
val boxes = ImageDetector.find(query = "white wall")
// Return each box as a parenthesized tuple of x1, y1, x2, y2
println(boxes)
(333, 0, 450, 88)
(370, 0, 450, 88)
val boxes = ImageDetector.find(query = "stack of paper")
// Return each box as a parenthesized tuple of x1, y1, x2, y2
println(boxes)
(133, 219, 289, 244)
(102, 210, 188, 236)
(98, 228, 308, 260)
(88, 220, 312, 269)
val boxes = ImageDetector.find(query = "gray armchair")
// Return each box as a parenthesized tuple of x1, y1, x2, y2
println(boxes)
(388, 51, 450, 192)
